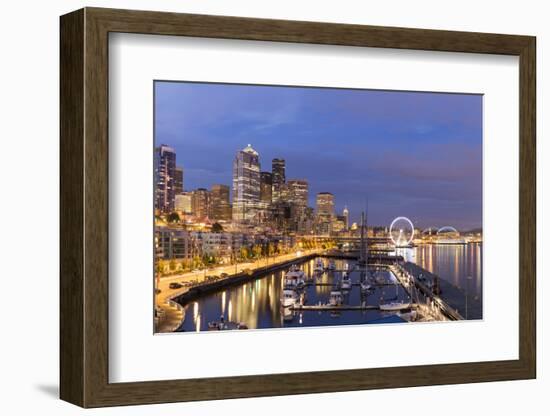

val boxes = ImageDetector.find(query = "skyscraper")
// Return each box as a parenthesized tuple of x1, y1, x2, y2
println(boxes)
(210, 184, 232, 221)
(316, 192, 335, 216)
(343, 206, 349, 230)
(287, 179, 309, 208)
(232, 144, 261, 222)
(316, 192, 335, 235)
(271, 158, 285, 203)
(260, 172, 273, 204)
(191, 188, 210, 219)
(174, 166, 184, 195)
(154, 144, 176, 212)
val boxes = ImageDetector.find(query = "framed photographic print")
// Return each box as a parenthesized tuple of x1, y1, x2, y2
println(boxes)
(60, 7, 536, 408)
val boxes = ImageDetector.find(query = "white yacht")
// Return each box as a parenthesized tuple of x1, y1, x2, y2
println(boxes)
(284, 265, 306, 288)
(329, 290, 344, 306)
(281, 289, 300, 308)
(398, 310, 417, 322)
(340, 272, 352, 291)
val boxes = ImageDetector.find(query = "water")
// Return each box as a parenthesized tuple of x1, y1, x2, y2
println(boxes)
(397, 243, 483, 298)
(177, 258, 411, 332)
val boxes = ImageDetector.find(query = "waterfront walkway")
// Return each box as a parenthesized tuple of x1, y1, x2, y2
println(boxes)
(155, 249, 324, 332)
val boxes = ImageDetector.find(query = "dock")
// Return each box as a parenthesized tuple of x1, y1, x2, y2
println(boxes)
(401, 262, 482, 320)
(290, 303, 418, 311)
(307, 282, 398, 287)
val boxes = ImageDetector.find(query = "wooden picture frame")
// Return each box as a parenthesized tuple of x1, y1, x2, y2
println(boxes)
(60, 7, 536, 408)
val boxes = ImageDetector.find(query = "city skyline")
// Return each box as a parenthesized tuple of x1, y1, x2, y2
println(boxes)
(155, 81, 482, 230)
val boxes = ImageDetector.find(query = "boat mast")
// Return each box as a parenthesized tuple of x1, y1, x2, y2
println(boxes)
(365, 200, 369, 265)
(359, 211, 366, 265)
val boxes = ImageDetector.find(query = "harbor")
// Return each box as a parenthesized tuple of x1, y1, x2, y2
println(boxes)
(173, 240, 481, 332)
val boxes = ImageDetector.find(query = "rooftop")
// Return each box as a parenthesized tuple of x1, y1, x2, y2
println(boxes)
(242, 144, 258, 156)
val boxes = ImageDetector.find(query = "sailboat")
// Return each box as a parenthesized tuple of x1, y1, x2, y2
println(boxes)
(340, 271, 352, 291)
(379, 284, 410, 311)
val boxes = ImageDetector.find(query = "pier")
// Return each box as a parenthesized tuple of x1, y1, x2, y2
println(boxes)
(290, 304, 418, 311)
(399, 262, 482, 320)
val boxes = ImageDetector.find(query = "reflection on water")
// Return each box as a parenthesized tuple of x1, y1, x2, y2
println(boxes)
(398, 243, 482, 297)
(178, 258, 408, 332)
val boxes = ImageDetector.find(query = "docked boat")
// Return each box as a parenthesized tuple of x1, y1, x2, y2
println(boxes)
(314, 259, 324, 273)
(281, 288, 300, 308)
(398, 310, 417, 322)
(379, 301, 411, 312)
(329, 290, 344, 306)
(282, 307, 294, 321)
(284, 265, 306, 288)
(340, 272, 352, 291)
(208, 316, 249, 330)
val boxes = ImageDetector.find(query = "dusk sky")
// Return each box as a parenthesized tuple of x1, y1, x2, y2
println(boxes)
(154, 81, 482, 231)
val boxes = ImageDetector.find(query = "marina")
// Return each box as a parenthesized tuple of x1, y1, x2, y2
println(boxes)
(174, 241, 480, 332)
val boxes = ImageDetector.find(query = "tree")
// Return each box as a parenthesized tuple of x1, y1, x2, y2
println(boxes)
(268, 243, 275, 257)
(167, 212, 180, 223)
(240, 246, 249, 260)
(156, 259, 165, 275)
(192, 255, 202, 269)
(211, 222, 224, 233)
(169, 259, 177, 272)
(253, 244, 262, 259)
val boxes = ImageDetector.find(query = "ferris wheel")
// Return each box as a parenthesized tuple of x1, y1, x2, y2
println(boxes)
(389, 216, 415, 247)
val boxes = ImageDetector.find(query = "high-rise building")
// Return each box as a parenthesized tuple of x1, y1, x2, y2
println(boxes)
(154, 144, 176, 212)
(287, 179, 309, 207)
(232, 144, 261, 222)
(316, 192, 335, 216)
(210, 184, 232, 221)
(191, 188, 210, 219)
(260, 172, 273, 204)
(175, 192, 192, 214)
(174, 166, 184, 194)
(343, 206, 349, 230)
(316, 192, 335, 235)
(271, 158, 286, 202)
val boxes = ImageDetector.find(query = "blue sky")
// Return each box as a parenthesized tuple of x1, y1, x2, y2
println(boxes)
(155, 81, 482, 230)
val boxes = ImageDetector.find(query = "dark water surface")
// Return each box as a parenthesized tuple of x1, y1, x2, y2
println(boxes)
(398, 243, 482, 298)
